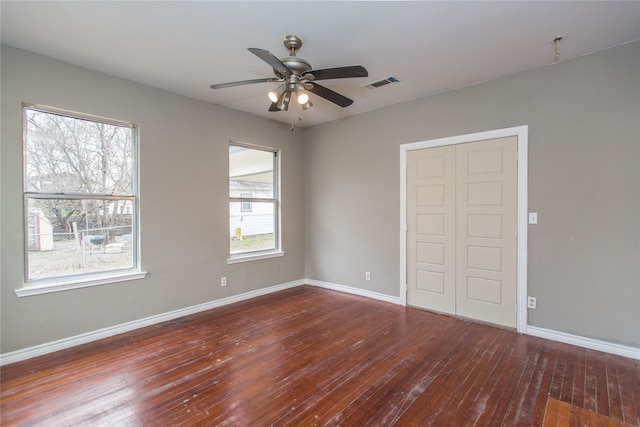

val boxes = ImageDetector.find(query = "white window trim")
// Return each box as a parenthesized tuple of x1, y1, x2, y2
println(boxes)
(227, 250, 285, 264)
(228, 141, 282, 261)
(19, 103, 144, 294)
(15, 270, 147, 297)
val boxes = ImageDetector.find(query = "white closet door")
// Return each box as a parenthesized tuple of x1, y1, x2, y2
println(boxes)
(406, 146, 456, 314)
(455, 137, 518, 328)
(406, 136, 518, 328)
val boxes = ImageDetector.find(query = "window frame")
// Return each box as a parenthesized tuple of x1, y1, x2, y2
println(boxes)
(228, 141, 284, 264)
(17, 104, 146, 297)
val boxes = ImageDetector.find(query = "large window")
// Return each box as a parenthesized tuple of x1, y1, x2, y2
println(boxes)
(229, 142, 281, 261)
(22, 105, 142, 292)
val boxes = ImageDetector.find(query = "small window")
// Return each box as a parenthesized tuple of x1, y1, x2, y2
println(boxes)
(23, 105, 141, 287)
(229, 142, 280, 259)
(240, 194, 252, 212)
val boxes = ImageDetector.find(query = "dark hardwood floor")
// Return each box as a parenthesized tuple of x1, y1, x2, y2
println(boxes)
(1, 286, 638, 426)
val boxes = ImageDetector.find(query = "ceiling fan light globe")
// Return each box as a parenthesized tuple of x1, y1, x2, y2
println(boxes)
(301, 100, 313, 111)
(297, 92, 309, 104)
(268, 91, 279, 103)
(268, 84, 286, 103)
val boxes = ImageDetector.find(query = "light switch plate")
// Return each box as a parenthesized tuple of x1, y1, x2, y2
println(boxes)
(529, 212, 538, 224)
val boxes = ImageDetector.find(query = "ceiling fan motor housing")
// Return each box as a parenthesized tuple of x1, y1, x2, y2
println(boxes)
(278, 56, 312, 76)
(277, 35, 312, 77)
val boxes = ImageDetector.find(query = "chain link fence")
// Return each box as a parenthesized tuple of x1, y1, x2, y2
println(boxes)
(27, 225, 133, 280)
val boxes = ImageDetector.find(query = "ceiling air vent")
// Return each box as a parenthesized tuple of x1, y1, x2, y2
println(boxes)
(364, 76, 399, 89)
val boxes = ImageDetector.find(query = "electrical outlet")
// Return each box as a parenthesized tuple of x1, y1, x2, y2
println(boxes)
(365, 272, 371, 281)
(527, 296, 536, 309)
(221, 277, 227, 287)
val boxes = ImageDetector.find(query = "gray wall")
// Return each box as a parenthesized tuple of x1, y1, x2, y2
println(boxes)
(304, 41, 640, 348)
(2, 41, 638, 355)
(1, 46, 306, 353)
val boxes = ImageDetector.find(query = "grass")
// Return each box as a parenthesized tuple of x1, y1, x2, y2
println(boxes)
(28, 239, 133, 280)
(27, 233, 274, 280)
(230, 234, 275, 254)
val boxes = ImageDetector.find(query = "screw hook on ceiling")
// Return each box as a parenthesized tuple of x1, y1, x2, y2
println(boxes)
(550, 34, 567, 63)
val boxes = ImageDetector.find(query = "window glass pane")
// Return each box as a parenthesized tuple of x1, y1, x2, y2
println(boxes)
(229, 146, 274, 199)
(229, 201, 275, 254)
(25, 109, 133, 195)
(27, 197, 134, 280)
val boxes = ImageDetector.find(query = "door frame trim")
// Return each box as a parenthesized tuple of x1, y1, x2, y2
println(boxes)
(400, 125, 528, 332)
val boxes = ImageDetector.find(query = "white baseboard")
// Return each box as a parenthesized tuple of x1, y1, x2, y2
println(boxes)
(0, 279, 304, 366)
(306, 280, 640, 361)
(526, 326, 640, 360)
(306, 279, 403, 305)
(3, 279, 637, 365)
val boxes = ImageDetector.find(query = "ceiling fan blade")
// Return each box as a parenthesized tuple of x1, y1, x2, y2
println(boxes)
(306, 83, 354, 107)
(303, 65, 368, 81)
(210, 77, 282, 89)
(248, 48, 291, 78)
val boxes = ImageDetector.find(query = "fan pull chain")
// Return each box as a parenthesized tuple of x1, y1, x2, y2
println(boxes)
(290, 105, 295, 131)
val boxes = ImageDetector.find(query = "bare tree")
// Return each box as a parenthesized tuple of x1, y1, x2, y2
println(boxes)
(26, 110, 133, 236)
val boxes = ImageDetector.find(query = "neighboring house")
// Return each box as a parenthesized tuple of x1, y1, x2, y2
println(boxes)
(229, 181, 274, 239)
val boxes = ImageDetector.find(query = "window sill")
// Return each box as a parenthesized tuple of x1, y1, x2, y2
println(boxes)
(15, 271, 148, 298)
(227, 251, 285, 264)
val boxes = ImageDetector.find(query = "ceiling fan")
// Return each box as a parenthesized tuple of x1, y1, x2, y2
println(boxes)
(210, 34, 368, 112)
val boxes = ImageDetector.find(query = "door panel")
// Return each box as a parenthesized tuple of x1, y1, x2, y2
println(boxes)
(407, 146, 456, 313)
(455, 137, 517, 327)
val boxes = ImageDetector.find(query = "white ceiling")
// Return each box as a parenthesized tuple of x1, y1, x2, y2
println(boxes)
(2, 1, 639, 128)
